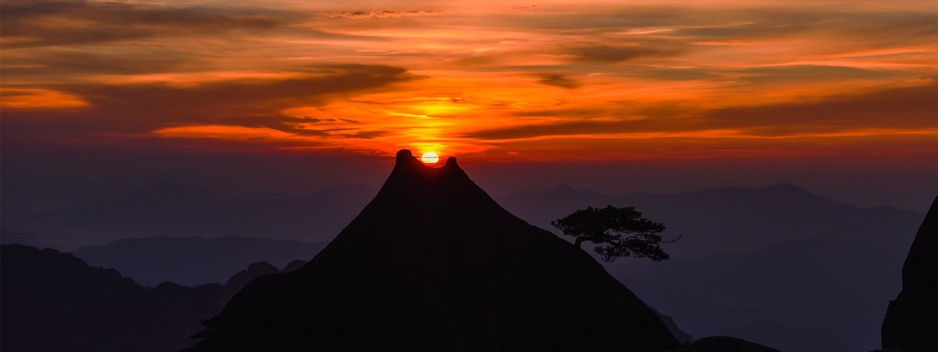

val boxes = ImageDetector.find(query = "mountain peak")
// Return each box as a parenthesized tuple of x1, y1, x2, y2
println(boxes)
(362, 149, 494, 221)
(392, 149, 460, 177)
(185, 150, 679, 352)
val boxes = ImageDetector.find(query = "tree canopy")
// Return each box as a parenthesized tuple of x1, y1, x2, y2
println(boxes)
(551, 205, 678, 262)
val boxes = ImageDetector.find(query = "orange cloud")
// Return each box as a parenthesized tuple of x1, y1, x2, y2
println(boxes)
(0, 88, 89, 109)
(153, 125, 301, 141)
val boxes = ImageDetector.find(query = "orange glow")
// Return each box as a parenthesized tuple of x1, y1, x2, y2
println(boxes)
(2, 1, 936, 161)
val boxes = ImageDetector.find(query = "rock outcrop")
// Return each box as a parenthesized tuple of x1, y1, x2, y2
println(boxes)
(882, 195, 938, 351)
(185, 150, 679, 351)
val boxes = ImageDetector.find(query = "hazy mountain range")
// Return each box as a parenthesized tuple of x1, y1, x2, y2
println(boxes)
(72, 235, 327, 286)
(2, 180, 375, 249)
(1, 177, 927, 351)
(496, 184, 922, 351)
(497, 183, 921, 257)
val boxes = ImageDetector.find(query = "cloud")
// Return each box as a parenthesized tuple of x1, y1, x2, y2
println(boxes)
(2, 50, 192, 77)
(0, 0, 319, 48)
(2, 65, 421, 142)
(0, 87, 90, 109)
(464, 80, 938, 140)
(535, 73, 580, 89)
(703, 79, 938, 136)
(566, 43, 685, 63)
(315, 10, 442, 19)
(464, 119, 642, 140)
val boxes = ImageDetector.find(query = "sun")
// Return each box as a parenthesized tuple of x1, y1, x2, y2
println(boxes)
(421, 152, 439, 164)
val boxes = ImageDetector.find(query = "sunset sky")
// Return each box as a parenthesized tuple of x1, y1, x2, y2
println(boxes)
(3, 0, 938, 210)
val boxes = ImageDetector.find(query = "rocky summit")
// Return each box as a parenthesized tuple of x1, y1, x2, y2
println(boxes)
(184, 150, 679, 351)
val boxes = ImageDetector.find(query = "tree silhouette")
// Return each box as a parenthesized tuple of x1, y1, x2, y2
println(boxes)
(552, 205, 678, 262)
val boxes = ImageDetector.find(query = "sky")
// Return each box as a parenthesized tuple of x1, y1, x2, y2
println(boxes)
(3, 0, 938, 210)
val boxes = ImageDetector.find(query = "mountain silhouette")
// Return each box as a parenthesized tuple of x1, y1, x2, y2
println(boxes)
(882, 195, 938, 352)
(185, 150, 679, 351)
(1, 243, 308, 352)
(0, 244, 222, 352)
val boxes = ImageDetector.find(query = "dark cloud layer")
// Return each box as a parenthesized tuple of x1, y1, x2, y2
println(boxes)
(466, 80, 938, 140)
(705, 79, 938, 136)
(0, 0, 328, 48)
(2, 65, 420, 142)
(567, 43, 684, 63)
(535, 73, 580, 89)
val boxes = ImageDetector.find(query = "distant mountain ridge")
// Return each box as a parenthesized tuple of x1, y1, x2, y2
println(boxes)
(73, 235, 327, 286)
(497, 183, 922, 257)
(614, 237, 904, 350)
(496, 183, 925, 350)
(2, 181, 377, 249)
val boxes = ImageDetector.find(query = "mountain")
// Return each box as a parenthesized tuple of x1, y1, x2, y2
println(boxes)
(1, 181, 376, 249)
(1, 243, 309, 352)
(497, 183, 923, 257)
(496, 183, 924, 350)
(613, 238, 901, 350)
(184, 150, 680, 351)
(0, 244, 222, 352)
(73, 235, 327, 286)
(882, 195, 938, 352)
(0, 226, 49, 248)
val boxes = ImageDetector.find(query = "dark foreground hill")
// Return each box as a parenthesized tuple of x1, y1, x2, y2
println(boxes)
(0, 244, 218, 351)
(882, 195, 938, 352)
(185, 150, 679, 351)
(0, 244, 306, 352)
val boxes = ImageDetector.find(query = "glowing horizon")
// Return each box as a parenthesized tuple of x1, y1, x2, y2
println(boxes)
(3, 0, 937, 161)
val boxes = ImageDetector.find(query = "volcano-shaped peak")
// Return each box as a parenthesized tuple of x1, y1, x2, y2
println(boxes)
(391, 149, 462, 180)
(367, 150, 493, 220)
(184, 151, 679, 352)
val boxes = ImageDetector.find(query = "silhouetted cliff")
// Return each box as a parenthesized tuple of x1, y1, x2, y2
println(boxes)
(882, 195, 938, 352)
(185, 150, 679, 351)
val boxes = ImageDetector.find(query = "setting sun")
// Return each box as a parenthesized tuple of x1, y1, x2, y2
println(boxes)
(421, 152, 440, 164)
